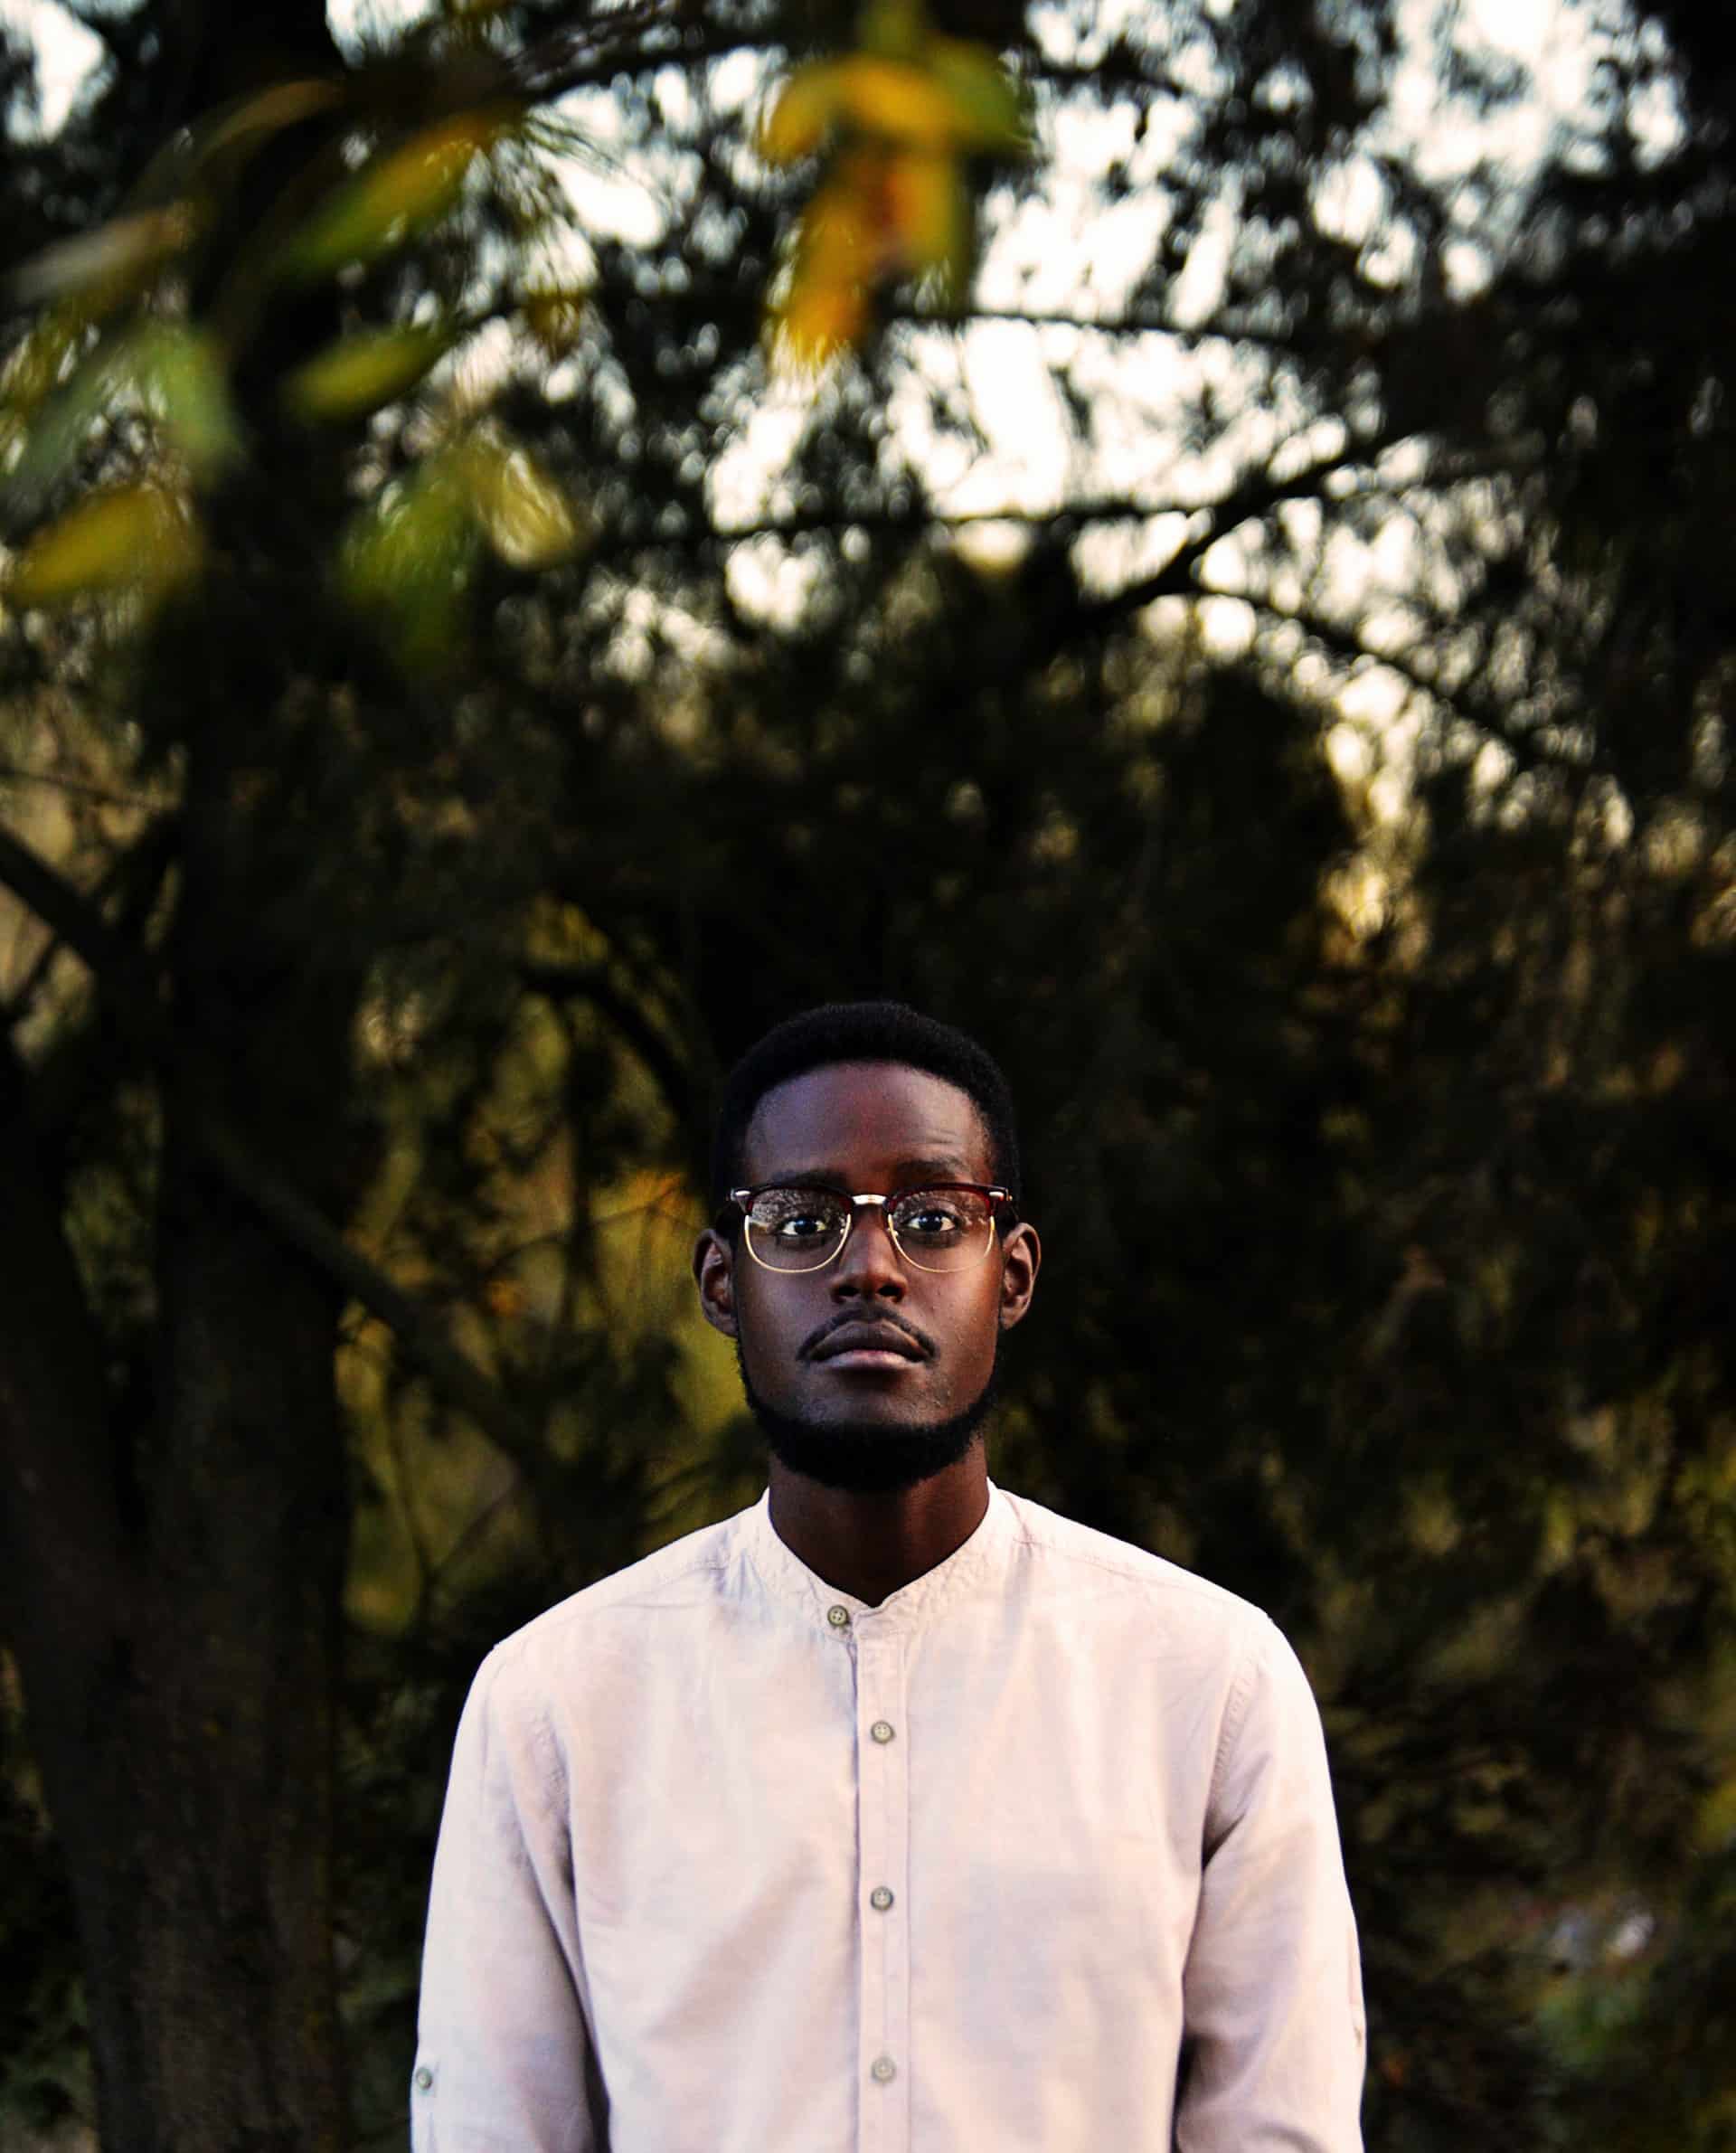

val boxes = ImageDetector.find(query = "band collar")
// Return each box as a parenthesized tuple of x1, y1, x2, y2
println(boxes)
(744, 1478, 1016, 1633)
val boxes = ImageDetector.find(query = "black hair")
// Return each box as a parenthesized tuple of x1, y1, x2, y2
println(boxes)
(709, 1001, 1021, 1217)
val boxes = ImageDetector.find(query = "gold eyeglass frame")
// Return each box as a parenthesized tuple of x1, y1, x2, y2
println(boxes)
(727, 1182, 1013, 1275)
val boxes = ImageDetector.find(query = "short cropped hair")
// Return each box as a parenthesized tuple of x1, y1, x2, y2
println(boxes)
(709, 1002, 1021, 1216)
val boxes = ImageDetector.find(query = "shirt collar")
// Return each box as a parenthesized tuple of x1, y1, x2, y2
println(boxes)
(742, 1478, 1017, 1632)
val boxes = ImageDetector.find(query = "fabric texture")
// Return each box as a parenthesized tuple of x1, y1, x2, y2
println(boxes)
(412, 1481, 1365, 2152)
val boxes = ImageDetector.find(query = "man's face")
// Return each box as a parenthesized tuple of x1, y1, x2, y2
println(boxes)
(693, 1061, 1040, 1490)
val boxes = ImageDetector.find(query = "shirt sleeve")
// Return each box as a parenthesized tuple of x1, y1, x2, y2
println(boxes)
(1175, 1615, 1366, 2153)
(411, 1647, 604, 2153)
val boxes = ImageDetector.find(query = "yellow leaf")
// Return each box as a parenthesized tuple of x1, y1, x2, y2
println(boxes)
(884, 150, 967, 281)
(765, 170, 882, 369)
(462, 439, 584, 568)
(758, 63, 844, 165)
(834, 55, 967, 146)
(799, 169, 882, 283)
(6, 486, 201, 609)
(288, 115, 503, 279)
(770, 269, 870, 372)
(284, 324, 451, 421)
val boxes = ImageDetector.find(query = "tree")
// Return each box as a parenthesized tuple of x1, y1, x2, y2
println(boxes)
(3, 0, 1733, 2148)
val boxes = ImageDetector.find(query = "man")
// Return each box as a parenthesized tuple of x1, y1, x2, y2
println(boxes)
(413, 1001, 1365, 2151)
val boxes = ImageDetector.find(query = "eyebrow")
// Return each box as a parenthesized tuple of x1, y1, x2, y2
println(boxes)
(764, 1155, 982, 1187)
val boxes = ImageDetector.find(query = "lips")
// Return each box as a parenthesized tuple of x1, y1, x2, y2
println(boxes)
(811, 1322, 925, 1363)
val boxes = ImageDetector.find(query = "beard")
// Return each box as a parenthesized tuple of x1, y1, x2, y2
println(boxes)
(736, 1341, 999, 1496)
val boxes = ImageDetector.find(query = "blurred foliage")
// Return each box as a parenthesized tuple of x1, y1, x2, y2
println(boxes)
(2, 0, 1734, 2146)
(0, 0, 1025, 654)
(759, 0, 1031, 362)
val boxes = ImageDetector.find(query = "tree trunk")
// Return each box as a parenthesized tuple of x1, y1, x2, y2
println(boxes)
(2, 779, 359, 2152)
(112, 1164, 349, 2153)
(20, 1222, 351, 2153)
(2, 0, 368, 2137)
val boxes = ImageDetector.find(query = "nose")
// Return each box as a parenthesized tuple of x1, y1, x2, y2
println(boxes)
(832, 1202, 906, 1300)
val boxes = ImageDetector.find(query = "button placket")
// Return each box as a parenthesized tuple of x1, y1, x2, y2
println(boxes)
(855, 1626, 910, 2153)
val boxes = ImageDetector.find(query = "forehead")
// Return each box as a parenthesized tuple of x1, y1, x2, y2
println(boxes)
(743, 1062, 991, 1182)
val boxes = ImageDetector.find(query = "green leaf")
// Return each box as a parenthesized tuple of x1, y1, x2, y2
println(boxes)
(284, 324, 452, 422)
(339, 456, 479, 671)
(286, 116, 501, 282)
(133, 324, 241, 479)
(6, 324, 239, 513)
(5, 205, 198, 311)
(5, 486, 201, 608)
(194, 78, 344, 173)
(856, 0, 928, 61)
(929, 39, 1032, 156)
(4, 345, 116, 515)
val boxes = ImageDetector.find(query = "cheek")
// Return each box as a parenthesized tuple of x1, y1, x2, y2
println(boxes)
(736, 1280, 816, 1365)
(938, 1282, 1005, 1371)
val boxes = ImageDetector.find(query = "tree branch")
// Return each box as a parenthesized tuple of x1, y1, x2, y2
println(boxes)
(0, 822, 543, 1463)
(511, 3, 703, 105)
(1074, 439, 1538, 635)
(0, 761, 165, 808)
(521, 958, 695, 1131)
(1234, 593, 1450, 708)
(3, 812, 178, 1040)
(507, 20, 1195, 109)
(1236, 590, 1606, 781)
(1073, 441, 1383, 628)
(705, 491, 1206, 543)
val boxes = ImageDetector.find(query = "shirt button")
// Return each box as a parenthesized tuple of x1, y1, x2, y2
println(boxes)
(870, 1885, 894, 1911)
(870, 1719, 895, 1743)
(826, 1604, 851, 1629)
(413, 2066, 433, 2092)
(870, 2055, 897, 2083)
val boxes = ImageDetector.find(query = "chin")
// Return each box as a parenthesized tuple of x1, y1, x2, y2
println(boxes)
(738, 1354, 998, 1496)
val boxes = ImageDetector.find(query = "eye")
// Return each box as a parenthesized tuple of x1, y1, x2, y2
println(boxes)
(909, 1205, 961, 1235)
(750, 1188, 846, 1240)
(892, 1189, 983, 1242)
(777, 1211, 833, 1241)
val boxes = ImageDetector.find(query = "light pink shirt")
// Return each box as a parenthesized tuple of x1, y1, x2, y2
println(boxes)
(413, 1481, 1365, 2152)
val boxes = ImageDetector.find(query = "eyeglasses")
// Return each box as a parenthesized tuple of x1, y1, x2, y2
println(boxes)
(728, 1182, 1012, 1275)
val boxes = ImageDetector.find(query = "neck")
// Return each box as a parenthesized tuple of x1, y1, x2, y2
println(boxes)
(768, 1449, 991, 1606)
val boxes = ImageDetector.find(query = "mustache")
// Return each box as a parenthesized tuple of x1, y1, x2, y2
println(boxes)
(798, 1309, 937, 1362)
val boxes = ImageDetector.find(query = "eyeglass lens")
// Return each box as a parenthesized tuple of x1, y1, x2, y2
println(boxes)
(743, 1186, 995, 1272)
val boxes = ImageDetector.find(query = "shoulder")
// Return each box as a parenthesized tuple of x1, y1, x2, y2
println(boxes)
(994, 1490, 1322, 1761)
(998, 1486, 1271, 1639)
(475, 1505, 753, 1702)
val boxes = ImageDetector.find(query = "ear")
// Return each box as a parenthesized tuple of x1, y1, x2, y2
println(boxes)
(693, 1226, 740, 1338)
(997, 1220, 1041, 1332)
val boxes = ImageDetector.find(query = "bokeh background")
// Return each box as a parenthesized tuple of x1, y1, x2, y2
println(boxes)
(1, 0, 1732, 2146)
